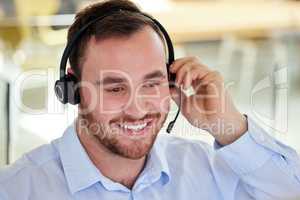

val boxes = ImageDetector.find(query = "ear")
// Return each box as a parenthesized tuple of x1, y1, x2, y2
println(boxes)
(67, 67, 75, 76)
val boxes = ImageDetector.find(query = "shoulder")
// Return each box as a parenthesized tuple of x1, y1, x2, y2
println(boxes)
(0, 142, 61, 195)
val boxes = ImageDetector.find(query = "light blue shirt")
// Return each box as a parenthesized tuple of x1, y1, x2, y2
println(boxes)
(1, 117, 300, 200)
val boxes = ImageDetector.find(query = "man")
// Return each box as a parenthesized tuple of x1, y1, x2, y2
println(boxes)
(1, 0, 300, 199)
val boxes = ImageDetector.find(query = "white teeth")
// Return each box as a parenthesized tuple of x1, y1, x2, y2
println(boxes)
(119, 122, 147, 131)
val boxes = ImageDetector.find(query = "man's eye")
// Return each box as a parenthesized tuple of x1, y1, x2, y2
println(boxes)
(144, 82, 161, 88)
(106, 87, 125, 93)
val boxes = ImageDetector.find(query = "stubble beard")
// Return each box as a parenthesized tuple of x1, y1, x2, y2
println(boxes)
(78, 110, 168, 160)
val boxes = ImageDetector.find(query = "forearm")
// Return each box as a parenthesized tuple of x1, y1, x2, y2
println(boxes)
(214, 116, 300, 199)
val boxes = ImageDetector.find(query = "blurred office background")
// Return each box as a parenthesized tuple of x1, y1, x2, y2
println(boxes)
(0, 0, 300, 165)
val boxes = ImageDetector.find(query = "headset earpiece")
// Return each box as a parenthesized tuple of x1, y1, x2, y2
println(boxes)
(55, 73, 80, 105)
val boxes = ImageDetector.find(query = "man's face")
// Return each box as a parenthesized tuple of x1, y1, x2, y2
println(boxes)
(78, 26, 171, 159)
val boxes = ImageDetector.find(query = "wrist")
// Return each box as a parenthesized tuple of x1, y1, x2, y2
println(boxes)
(212, 114, 248, 146)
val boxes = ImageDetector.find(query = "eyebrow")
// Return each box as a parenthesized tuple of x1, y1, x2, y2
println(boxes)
(143, 70, 166, 80)
(97, 77, 127, 85)
(97, 70, 166, 85)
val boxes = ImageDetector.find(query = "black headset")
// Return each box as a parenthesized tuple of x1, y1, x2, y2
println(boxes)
(54, 8, 180, 133)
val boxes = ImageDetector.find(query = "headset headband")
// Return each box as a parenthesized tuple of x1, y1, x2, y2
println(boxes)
(59, 9, 175, 80)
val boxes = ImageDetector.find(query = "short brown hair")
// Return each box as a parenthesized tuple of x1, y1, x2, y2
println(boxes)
(68, 0, 164, 78)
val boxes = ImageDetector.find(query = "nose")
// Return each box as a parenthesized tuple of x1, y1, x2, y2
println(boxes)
(123, 95, 148, 120)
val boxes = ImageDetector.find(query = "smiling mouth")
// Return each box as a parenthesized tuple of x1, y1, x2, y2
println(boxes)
(115, 118, 155, 136)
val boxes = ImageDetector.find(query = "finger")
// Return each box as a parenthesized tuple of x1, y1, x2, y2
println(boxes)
(192, 71, 223, 93)
(175, 62, 197, 86)
(200, 71, 223, 86)
(183, 72, 191, 90)
(180, 67, 210, 91)
(170, 56, 199, 73)
(177, 62, 210, 80)
(182, 68, 202, 90)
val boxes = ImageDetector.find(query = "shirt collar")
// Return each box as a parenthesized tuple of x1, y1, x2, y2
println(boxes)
(146, 136, 171, 185)
(57, 121, 102, 194)
(132, 134, 171, 192)
(57, 121, 170, 194)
